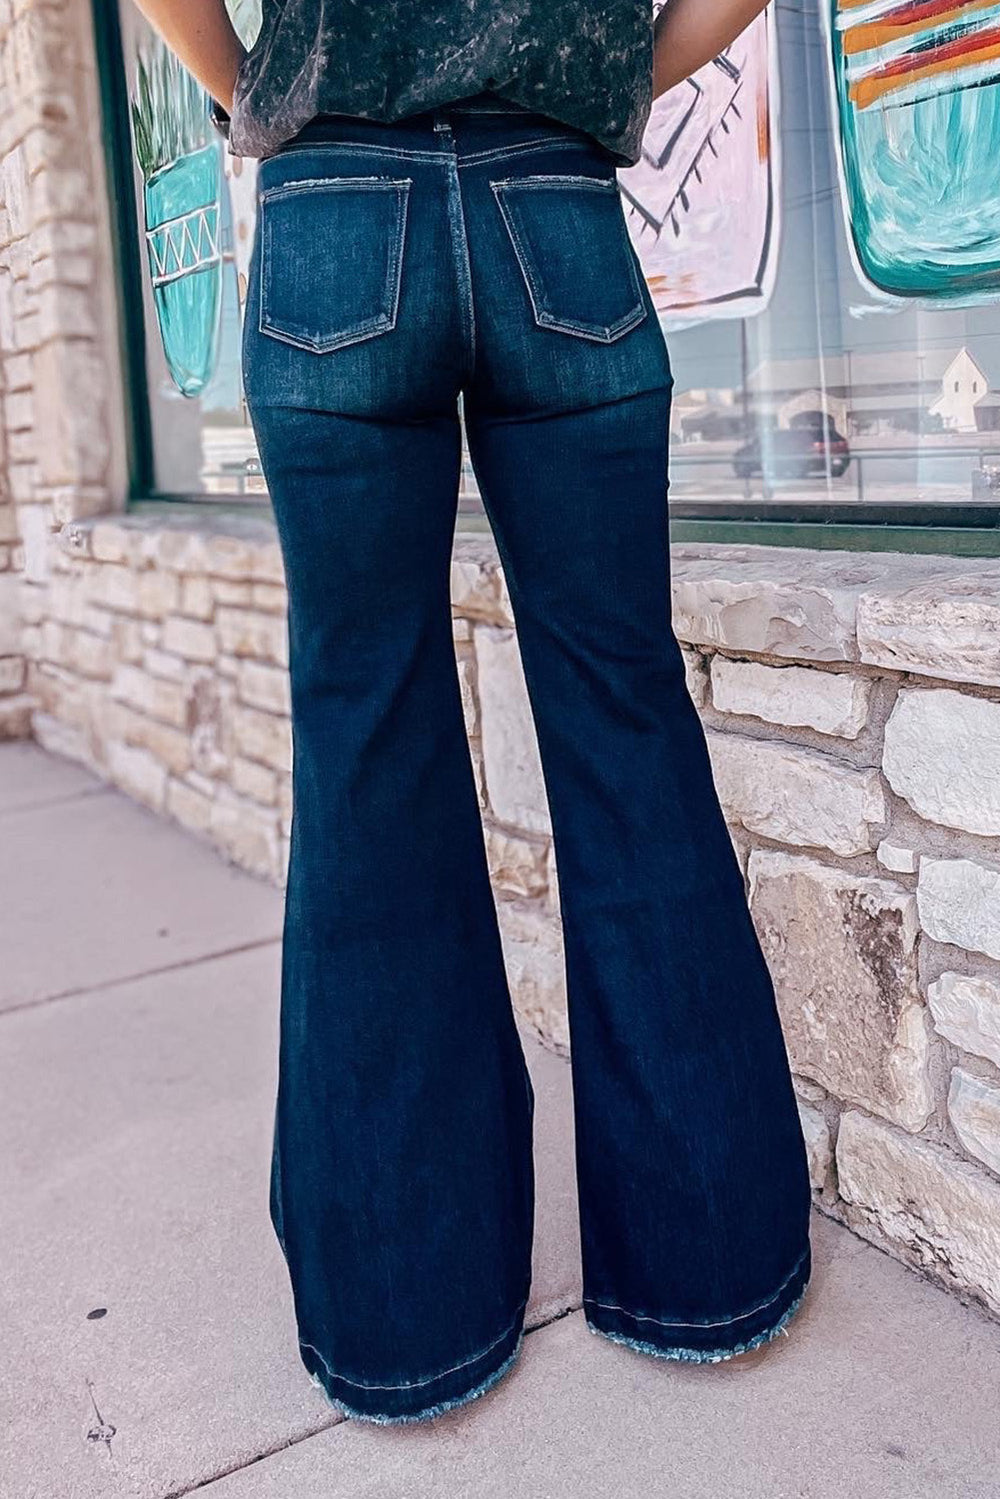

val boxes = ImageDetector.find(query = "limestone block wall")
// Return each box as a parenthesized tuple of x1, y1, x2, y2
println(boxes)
(673, 543, 1000, 1319)
(0, 26, 26, 738)
(0, 0, 127, 739)
(0, 319, 28, 737)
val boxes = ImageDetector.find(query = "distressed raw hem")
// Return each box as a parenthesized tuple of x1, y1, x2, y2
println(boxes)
(583, 1252, 810, 1366)
(299, 1301, 527, 1424)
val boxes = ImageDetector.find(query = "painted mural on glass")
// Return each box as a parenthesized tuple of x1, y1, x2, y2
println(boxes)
(131, 39, 224, 396)
(618, 5, 780, 328)
(825, 0, 1000, 301)
(123, 0, 263, 497)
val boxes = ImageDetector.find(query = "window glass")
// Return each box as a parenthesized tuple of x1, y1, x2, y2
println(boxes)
(628, 2, 1000, 512)
(119, 0, 264, 498)
(117, 0, 1000, 519)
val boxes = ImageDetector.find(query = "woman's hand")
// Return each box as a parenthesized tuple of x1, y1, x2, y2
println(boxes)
(653, 0, 771, 98)
(127, 0, 246, 111)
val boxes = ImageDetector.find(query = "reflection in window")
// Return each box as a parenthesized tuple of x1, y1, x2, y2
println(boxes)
(616, 0, 1000, 510)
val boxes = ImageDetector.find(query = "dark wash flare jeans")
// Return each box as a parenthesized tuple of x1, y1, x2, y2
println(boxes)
(241, 91, 812, 1425)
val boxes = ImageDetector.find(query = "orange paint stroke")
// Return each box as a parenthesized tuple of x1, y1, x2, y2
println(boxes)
(645, 270, 704, 304)
(849, 33, 1000, 103)
(843, 0, 995, 55)
(756, 88, 771, 161)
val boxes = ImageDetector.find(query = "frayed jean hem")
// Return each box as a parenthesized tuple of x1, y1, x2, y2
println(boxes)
(306, 1330, 524, 1424)
(584, 1279, 809, 1366)
(581, 1247, 809, 1367)
(299, 1298, 528, 1424)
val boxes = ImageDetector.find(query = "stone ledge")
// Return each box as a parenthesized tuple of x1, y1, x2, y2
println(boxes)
(57, 508, 285, 580)
(58, 517, 1000, 688)
(56, 509, 512, 614)
(669, 541, 1000, 685)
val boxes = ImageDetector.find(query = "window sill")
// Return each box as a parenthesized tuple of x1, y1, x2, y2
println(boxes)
(58, 512, 1000, 691)
(669, 538, 1000, 688)
(59, 504, 285, 578)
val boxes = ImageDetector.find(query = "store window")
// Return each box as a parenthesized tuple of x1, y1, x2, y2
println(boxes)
(99, 0, 1000, 548)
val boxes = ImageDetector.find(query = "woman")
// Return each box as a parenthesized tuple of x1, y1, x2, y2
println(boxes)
(134, 0, 811, 1425)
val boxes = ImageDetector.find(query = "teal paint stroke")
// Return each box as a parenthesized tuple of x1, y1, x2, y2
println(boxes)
(143, 141, 224, 397)
(131, 28, 223, 397)
(827, 0, 1000, 305)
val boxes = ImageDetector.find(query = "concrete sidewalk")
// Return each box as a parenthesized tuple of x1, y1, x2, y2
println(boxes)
(3, 739, 999, 1499)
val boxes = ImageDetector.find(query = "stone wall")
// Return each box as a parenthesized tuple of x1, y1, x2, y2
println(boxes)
(0, 0, 128, 739)
(674, 543, 1000, 1316)
(5, 0, 1000, 1331)
(0, 286, 28, 737)
(0, 5, 26, 738)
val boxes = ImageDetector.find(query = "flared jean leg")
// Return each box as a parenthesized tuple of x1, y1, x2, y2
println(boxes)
(465, 385, 813, 1360)
(247, 403, 534, 1421)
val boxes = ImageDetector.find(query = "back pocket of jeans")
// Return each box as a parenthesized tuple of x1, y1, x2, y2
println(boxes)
(258, 176, 411, 352)
(490, 174, 647, 343)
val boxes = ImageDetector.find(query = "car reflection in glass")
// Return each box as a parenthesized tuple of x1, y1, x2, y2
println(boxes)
(733, 419, 850, 480)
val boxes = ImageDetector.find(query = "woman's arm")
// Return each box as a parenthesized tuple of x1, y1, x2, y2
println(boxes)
(653, 0, 771, 97)
(128, 0, 246, 111)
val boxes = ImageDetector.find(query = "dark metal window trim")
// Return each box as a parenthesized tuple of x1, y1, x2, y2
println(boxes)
(91, 0, 155, 501)
(670, 497, 1000, 555)
(668, 517, 1000, 558)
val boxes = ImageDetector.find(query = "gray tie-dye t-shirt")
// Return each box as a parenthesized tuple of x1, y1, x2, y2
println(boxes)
(223, 2, 654, 167)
